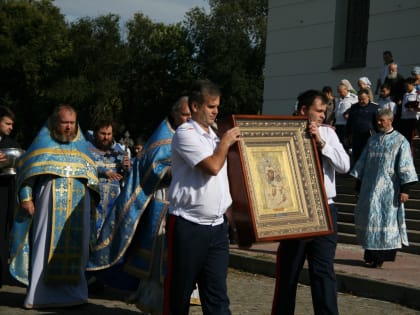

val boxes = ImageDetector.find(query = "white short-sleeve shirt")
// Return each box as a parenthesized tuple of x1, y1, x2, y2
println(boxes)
(168, 120, 232, 225)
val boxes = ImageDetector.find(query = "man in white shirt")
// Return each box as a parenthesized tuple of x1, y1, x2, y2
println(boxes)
(398, 77, 420, 153)
(335, 83, 357, 146)
(165, 79, 240, 315)
(272, 90, 350, 315)
(377, 83, 397, 115)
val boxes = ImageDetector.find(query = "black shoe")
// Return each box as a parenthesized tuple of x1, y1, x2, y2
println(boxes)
(88, 280, 105, 296)
(364, 261, 383, 268)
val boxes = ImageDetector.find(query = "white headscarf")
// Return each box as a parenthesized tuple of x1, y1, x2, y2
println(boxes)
(358, 77, 372, 88)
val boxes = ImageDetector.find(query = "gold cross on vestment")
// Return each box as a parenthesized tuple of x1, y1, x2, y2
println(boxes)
(64, 165, 72, 177)
(56, 182, 68, 197)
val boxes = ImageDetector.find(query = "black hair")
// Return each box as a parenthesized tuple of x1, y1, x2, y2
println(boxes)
(296, 90, 327, 112)
(383, 50, 393, 57)
(322, 86, 333, 94)
(380, 82, 392, 90)
(92, 118, 115, 133)
(404, 77, 416, 85)
(357, 88, 370, 96)
(0, 106, 16, 121)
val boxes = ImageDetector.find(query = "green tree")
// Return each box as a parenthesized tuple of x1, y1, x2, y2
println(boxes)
(184, 0, 268, 116)
(55, 14, 127, 134)
(123, 13, 195, 139)
(0, 0, 71, 146)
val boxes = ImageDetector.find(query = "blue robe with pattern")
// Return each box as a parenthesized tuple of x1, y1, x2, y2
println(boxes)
(350, 130, 418, 250)
(87, 118, 174, 278)
(9, 122, 99, 287)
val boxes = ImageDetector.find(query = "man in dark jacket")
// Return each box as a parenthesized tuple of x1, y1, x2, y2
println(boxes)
(0, 106, 21, 287)
(346, 89, 379, 165)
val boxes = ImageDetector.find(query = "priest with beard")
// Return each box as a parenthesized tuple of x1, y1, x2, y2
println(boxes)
(84, 118, 135, 293)
(85, 119, 131, 241)
(9, 104, 99, 309)
(350, 108, 418, 268)
(384, 62, 405, 106)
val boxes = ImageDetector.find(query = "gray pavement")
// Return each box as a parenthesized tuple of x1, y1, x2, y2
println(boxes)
(229, 242, 420, 311)
(1, 268, 419, 315)
(1, 242, 419, 314)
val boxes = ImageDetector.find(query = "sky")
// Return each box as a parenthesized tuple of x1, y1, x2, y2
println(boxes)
(53, 0, 210, 25)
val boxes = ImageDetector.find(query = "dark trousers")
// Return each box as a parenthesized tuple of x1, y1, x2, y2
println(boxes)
(335, 125, 347, 146)
(397, 118, 417, 155)
(0, 176, 15, 287)
(272, 204, 339, 315)
(164, 215, 231, 315)
(351, 131, 371, 165)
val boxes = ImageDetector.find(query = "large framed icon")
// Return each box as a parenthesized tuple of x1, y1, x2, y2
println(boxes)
(218, 115, 333, 247)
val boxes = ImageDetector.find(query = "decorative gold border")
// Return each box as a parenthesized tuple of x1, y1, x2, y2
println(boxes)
(228, 116, 332, 241)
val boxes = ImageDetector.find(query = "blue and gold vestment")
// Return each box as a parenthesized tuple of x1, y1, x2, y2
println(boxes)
(86, 137, 127, 238)
(9, 123, 99, 285)
(87, 118, 174, 283)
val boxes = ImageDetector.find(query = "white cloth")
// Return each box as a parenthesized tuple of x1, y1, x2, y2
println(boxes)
(169, 120, 232, 226)
(335, 92, 358, 126)
(24, 179, 90, 309)
(401, 90, 420, 120)
(377, 96, 397, 114)
(358, 76, 372, 88)
(318, 125, 351, 203)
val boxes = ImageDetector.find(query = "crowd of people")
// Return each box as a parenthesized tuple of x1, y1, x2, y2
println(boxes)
(319, 51, 420, 162)
(0, 52, 418, 315)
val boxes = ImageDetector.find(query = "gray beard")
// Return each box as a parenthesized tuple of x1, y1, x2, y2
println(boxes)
(388, 72, 397, 80)
(51, 130, 76, 143)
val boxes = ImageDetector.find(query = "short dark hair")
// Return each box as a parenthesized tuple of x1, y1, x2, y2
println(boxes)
(357, 88, 370, 96)
(92, 118, 114, 133)
(296, 90, 327, 112)
(322, 86, 333, 94)
(383, 50, 392, 57)
(404, 77, 416, 85)
(0, 106, 16, 121)
(380, 82, 391, 90)
(188, 79, 221, 109)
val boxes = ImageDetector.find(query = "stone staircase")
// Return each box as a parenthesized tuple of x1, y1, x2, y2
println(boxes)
(335, 139, 420, 255)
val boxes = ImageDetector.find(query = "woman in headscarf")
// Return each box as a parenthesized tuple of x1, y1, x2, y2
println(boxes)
(340, 79, 357, 94)
(358, 76, 375, 103)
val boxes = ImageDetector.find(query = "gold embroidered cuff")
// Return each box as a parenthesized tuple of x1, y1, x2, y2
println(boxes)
(20, 186, 33, 202)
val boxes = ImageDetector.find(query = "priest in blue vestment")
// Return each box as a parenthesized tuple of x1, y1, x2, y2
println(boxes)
(350, 108, 418, 268)
(9, 104, 99, 309)
(88, 96, 192, 314)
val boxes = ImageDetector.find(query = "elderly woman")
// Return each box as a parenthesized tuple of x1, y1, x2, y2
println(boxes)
(357, 76, 375, 103)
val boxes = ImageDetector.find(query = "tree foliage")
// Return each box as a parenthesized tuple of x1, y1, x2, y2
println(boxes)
(0, 0, 267, 147)
(0, 0, 71, 146)
(124, 14, 195, 139)
(185, 0, 268, 116)
(62, 14, 127, 133)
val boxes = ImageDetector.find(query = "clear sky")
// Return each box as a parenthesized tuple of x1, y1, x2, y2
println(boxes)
(54, 0, 209, 25)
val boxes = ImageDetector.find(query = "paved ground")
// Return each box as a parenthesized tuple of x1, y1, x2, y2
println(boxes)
(1, 241, 419, 314)
(1, 269, 419, 315)
(229, 242, 420, 310)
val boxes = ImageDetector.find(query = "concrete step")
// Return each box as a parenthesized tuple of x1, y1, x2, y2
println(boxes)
(336, 183, 420, 197)
(336, 202, 420, 220)
(338, 212, 420, 230)
(338, 231, 420, 255)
